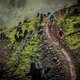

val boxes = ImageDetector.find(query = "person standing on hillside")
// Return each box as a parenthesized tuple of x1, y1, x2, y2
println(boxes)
(17, 22, 23, 34)
(37, 12, 40, 18)
(47, 12, 51, 17)
(23, 16, 28, 23)
(40, 14, 43, 24)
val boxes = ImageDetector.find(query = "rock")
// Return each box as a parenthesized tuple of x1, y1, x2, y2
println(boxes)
(5, 56, 10, 60)
(53, 57, 58, 61)
(8, 45, 13, 51)
(49, 47, 52, 50)
(40, 40, 65, 80)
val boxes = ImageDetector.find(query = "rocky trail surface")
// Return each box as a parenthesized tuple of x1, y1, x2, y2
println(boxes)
(44, 22, 76, 80)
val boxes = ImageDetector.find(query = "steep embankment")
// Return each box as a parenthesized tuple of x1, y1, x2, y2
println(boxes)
(0, 17, 67, 80)
(44, 22, 76, 80)
(0, 0, 76, 28)
(50, 3, 80, 80)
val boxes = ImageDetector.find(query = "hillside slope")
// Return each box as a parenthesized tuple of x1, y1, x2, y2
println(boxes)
(55, 3, 80, 79)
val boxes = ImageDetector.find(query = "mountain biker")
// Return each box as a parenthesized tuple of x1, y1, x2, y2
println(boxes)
(57, 29, 64, 47)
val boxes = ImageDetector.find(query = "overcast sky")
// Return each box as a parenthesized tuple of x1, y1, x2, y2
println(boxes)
(0, 0, 77, 27)
(25, 0, 77, 14)
(0, 0, 77, 14)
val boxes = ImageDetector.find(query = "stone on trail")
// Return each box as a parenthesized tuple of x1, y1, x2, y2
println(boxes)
(53, 57, 58, 61)
(8, 45, 13, 52)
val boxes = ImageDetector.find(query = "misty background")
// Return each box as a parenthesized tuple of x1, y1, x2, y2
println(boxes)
(0, 0, 77, 28)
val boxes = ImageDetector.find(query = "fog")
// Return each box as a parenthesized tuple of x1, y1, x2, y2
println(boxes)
(0, 0, 77, 27)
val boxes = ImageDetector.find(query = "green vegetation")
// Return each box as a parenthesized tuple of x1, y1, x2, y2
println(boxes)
(2, 18, 42, 79)
(56, 4, 80, 79)
(58, 14, 80, 50)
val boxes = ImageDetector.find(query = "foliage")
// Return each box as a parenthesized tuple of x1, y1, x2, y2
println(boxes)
(4, 18, 42, 80)
(58, 14, 80, 50)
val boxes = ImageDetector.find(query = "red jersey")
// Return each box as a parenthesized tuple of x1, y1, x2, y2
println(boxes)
(59, 31, 64, 37)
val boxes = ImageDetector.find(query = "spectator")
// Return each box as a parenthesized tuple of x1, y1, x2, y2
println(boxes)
(47, 12, 51, 17)
(38, 25, 43, 31)
(23, 16, 28, 23)
(19, 35, 23, 42)
(43, 14, 47, 18)
(23, 29, 28, 38)
(40, 14, 43, 24)
(17, 22, 23, 34)
(14, 34, 19, 42)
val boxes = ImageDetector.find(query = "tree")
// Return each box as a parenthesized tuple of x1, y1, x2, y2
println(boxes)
(10, 0, 26, 7)
(66, 30, 80, 37)
(77, 0, 80, 4)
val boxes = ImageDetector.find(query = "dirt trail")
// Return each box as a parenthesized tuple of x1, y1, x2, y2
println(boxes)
(44, 24, 76, 80)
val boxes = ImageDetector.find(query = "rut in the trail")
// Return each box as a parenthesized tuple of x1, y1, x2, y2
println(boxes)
(44, 24, 76, 80)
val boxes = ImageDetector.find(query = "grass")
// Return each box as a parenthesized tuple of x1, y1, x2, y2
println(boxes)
(4, 18, 43, 80)
(58, 14, 80, 50)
